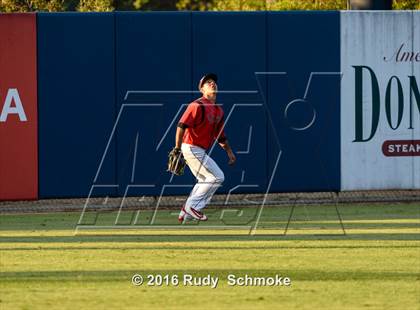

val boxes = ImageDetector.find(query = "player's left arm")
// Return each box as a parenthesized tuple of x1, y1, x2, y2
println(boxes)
(218, 139, 236, 165)
(216, 116, 236, 165)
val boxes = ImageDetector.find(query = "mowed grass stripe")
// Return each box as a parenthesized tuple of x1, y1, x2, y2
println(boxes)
(1, 269, 419, 282)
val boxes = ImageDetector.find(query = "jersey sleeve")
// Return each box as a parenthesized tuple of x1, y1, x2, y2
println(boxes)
(178, 102, 202, 129)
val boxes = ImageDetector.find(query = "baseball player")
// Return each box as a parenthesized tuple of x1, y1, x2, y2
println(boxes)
(175, 73, 236, 222)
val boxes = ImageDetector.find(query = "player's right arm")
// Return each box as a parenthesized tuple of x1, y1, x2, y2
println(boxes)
(175, 101, 201, 149)
(175, 126, 185, 149)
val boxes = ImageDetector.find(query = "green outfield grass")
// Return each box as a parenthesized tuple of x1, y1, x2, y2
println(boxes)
(0, 203, 419, 309)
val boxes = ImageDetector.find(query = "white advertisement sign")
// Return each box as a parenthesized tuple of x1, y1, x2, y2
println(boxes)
(341, 11, 420, 190)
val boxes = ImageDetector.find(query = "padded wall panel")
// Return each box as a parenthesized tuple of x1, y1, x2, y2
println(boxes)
(0, 13, 38, 200)
(38, 13, 116, 198)
(267, 12, 341, 192)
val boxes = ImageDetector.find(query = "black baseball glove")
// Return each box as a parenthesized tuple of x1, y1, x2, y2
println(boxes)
(167, 147, 186, 176)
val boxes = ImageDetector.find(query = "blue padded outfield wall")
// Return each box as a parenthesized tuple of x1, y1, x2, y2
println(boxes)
(115, 12, 193, 197)
(36, 12, 341, 199)
(37, 13, 117, 198)
(266, 12, 341, 192)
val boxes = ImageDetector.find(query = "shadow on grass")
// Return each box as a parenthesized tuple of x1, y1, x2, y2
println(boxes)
(1, 233, 420, 244)
(2, 244, 420, 251)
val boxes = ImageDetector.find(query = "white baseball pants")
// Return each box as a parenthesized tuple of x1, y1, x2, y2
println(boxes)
(181, 143, 224, 211)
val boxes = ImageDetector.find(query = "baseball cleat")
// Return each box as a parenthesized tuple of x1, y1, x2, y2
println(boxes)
(184, 205, 208, 221)
(178, 206, 186, 223)
(178, 206, 193, 223)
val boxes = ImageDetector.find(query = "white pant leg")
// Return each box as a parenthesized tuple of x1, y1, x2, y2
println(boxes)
(181, 143, 224, 211)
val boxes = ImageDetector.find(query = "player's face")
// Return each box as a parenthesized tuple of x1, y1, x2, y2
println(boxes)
(201, 79, 218, 96)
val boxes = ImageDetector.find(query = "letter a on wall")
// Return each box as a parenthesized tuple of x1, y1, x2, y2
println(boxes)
(0, 13, 38, 200)
(0, 89, 28, 122)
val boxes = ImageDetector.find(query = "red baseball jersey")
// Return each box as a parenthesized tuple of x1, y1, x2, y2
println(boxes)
(178, 97, 227, 150)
